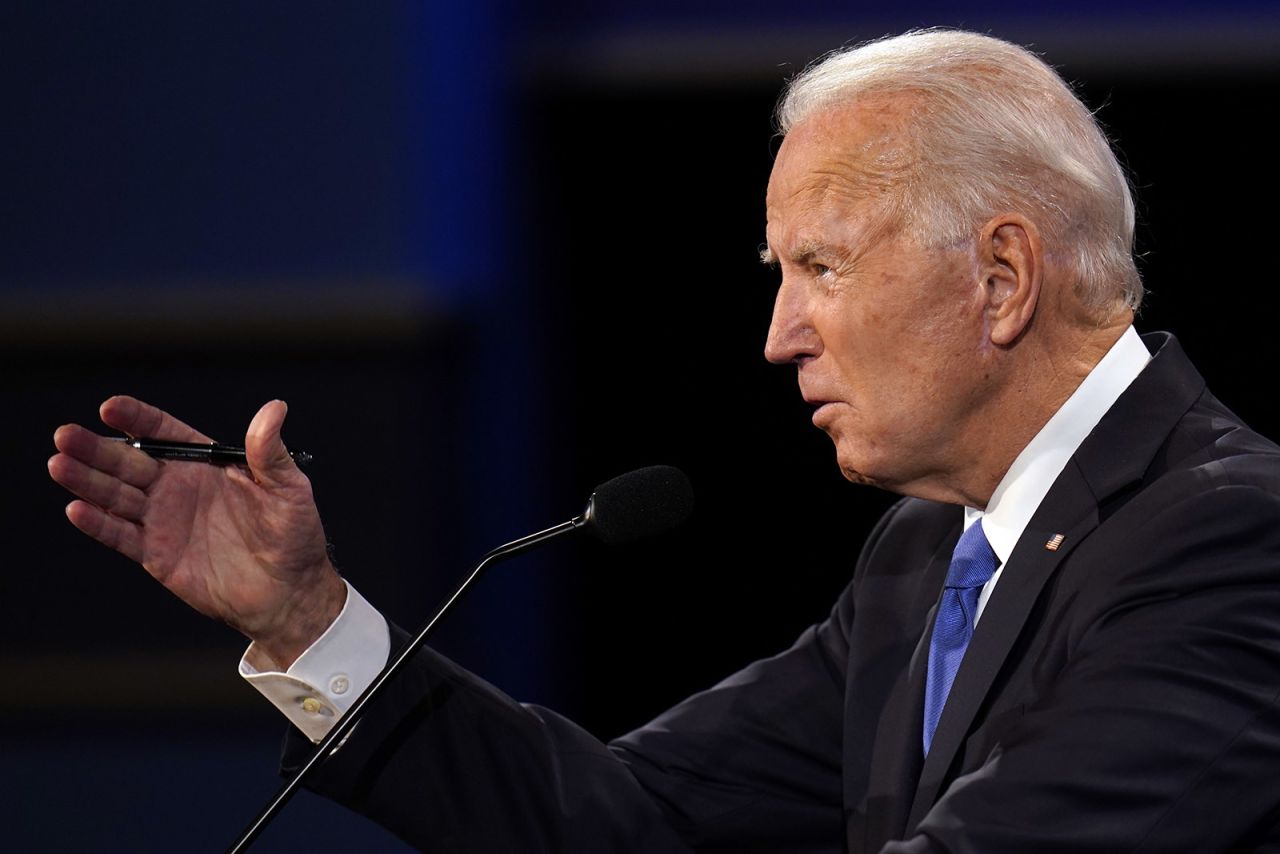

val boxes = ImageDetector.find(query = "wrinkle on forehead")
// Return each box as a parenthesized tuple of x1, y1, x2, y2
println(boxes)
(767, 145, 902, 215)
(766, 164, 906, 263)
(766, 95, 918, 254)
(771, 97, 915, 194)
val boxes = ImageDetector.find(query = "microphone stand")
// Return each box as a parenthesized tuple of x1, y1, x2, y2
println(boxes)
(227, 514, 588, 853)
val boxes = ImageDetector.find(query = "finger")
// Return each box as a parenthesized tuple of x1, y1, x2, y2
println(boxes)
(48, 454, 149, 522)
(99, 395, 211, 443)
(244, 399, 304, 488)
(64, 500, 144, 564)
(53, 423, 161, 489)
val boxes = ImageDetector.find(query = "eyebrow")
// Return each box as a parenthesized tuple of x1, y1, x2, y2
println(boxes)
(761, 240, 837, 268)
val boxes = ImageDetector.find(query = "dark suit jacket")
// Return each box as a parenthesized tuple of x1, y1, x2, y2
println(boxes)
(287, 333, 1280, 853)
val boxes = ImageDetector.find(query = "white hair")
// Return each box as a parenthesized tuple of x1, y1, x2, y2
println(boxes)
(778, 29, 1142, 316)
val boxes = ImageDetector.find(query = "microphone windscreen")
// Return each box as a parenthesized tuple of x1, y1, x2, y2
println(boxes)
(585, 465, 694, 545)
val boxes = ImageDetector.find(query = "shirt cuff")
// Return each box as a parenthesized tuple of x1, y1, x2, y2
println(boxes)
(239, 580, 390, 743)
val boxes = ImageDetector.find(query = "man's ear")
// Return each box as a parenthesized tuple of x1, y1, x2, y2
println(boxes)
(980, 214, 1042, 346)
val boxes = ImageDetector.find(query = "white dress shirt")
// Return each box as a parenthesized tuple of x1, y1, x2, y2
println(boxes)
(970, 325, 1150, 622)
(244, 327, 1152, 739)
(240, 581, 388, 742)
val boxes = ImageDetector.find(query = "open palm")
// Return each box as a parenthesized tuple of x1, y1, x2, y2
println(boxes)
(49, 396, 345, 665)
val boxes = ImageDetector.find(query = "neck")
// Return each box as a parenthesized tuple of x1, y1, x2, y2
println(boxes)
(924, 313, 1132, 509)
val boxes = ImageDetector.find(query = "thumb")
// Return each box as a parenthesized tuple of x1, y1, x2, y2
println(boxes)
(244, 399, 300, 487)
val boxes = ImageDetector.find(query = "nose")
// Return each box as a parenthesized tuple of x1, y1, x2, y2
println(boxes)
(764, 276, 820, 365)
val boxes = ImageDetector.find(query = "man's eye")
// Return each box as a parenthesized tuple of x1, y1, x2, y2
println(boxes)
(813, 264, 832, 278)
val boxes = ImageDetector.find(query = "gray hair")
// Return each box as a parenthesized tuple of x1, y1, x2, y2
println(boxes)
(777, 29, 1142, 317)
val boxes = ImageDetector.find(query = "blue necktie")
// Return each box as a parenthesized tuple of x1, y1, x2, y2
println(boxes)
(923, 518, 999, 755)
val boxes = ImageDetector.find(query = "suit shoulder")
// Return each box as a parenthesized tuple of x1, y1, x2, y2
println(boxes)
(1099, 397, 1280, 571)
(1151, 390, 1280, 497)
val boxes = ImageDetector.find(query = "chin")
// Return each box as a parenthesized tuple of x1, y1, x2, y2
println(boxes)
(839, 466, 880, 488)
(834, 447, 883, 488)
(839, 468, 880, 486)
(830, 423, 914, 490)
(832, 436, 896, 491)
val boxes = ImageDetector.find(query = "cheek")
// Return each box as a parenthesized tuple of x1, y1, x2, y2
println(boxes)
(910, 294, 986, 373)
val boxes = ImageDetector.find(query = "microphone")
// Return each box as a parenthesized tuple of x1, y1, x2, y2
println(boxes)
(584, 464, 695, 545)
(229, 466, 693, 852)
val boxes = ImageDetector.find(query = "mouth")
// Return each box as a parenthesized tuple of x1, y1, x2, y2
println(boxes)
(800, 389, 828, 406)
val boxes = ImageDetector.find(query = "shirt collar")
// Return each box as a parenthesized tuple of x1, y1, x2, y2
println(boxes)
(964, 326, 1151, 563)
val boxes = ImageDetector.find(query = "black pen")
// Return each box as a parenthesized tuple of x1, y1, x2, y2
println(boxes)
(110, 437, 313, 467)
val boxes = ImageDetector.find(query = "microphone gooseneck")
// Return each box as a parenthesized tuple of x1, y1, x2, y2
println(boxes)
(228, 466, 692, 852)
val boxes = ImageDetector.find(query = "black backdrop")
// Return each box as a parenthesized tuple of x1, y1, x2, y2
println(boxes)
(530, 66, 1280, 739)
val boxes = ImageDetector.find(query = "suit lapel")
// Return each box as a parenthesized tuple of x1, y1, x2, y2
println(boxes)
(905, 463, 1099, 829)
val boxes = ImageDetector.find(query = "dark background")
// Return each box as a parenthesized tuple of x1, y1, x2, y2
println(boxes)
(3, 2, 1277, 850)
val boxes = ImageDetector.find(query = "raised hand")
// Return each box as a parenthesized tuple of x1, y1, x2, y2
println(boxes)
(48, 396, 347, 667)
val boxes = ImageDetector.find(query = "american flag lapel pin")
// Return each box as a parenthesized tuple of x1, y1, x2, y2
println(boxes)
(1044, 533, 1065, 551)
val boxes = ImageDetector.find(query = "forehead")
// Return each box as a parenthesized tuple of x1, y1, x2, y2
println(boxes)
(765, 96, 915, 245)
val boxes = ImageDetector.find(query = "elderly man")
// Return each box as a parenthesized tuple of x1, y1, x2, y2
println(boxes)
(48, 29, 1280, 852)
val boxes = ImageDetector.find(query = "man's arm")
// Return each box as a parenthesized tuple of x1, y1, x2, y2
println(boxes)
(277, 601, 851, 853)
(275, 501, 915, 852)
(48, 396, 854, 853)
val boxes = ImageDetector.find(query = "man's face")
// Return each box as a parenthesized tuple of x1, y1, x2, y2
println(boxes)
(763, 97, 998, 501)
